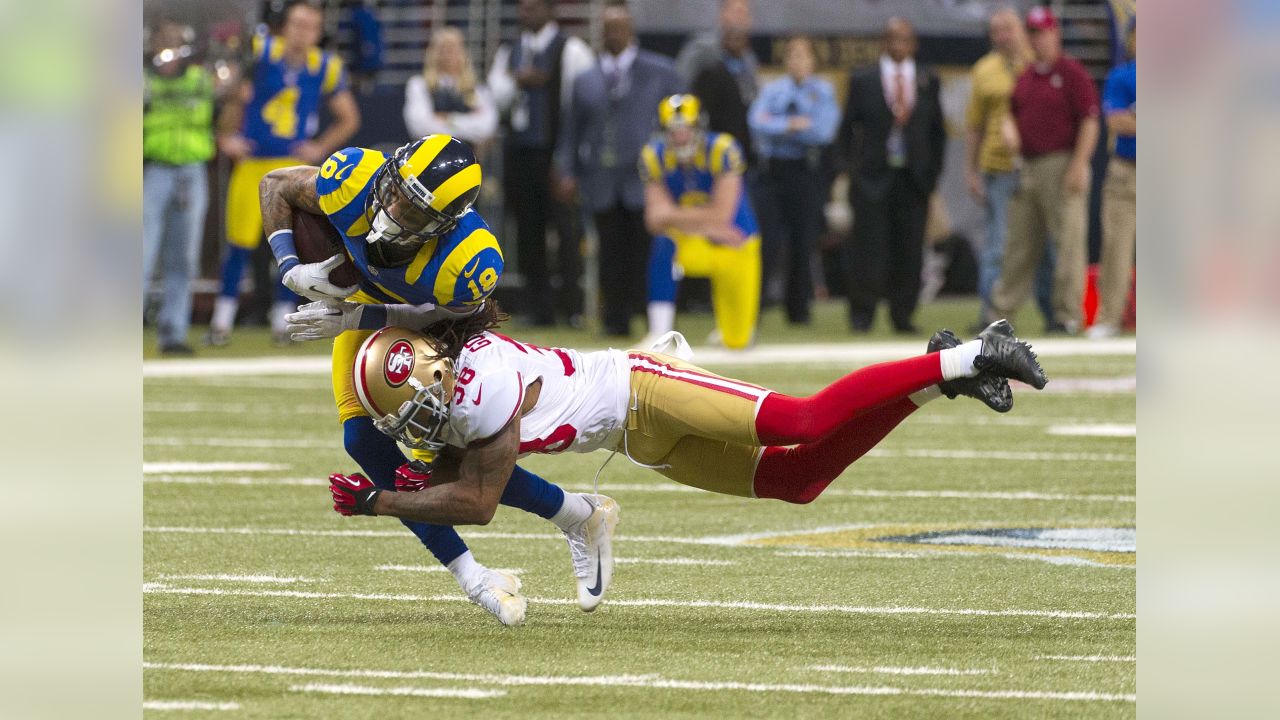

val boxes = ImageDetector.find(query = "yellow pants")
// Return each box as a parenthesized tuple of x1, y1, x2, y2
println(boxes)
(671, 230, 761, 350)
(620, 351, 770, 497)
(331, 291, 435, 463)
(225, 156, 301, 248)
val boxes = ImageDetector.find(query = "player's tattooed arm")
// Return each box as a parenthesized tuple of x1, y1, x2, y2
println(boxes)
(373, 421, 519, 525)
(259, 166, 324, 238)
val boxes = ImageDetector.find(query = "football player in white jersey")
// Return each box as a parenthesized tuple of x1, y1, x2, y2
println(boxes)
(330, 318, 1047, 610)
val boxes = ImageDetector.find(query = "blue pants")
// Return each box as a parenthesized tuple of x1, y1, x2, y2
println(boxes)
(143, 163, 207, 346)
(980, 171, 1053, 323)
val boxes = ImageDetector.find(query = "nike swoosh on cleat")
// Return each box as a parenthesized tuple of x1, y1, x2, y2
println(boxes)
(586, 558, 603, 596)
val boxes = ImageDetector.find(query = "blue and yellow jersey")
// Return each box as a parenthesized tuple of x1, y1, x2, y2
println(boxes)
(638, 131, 759, 237)
(316, 146, 503, 309)
(243, 33, 347, 158)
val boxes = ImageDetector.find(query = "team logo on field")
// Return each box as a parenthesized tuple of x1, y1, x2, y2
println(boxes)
(745, 523, 1135, 568)
(384, 340, 415, 387)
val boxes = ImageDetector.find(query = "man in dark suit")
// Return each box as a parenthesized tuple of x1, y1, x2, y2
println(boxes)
(556, 4, 679, 337)
(838, 17, 946, 333)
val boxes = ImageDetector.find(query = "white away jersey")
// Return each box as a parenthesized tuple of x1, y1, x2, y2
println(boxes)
(444, 332, 631, 455)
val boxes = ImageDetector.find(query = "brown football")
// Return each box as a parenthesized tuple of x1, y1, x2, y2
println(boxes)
(291, 209, 363, 288)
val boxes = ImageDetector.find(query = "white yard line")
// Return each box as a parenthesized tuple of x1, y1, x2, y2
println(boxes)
(615, 557, 737, 566)
(776, 549, 928, 559)
(375, 565, 524, 575)
(143, 338, 1135, 378)
(145, 475, 325, 486)
(809, 664, 992, 676)
(142, 700, 241, 711)
(1035, 655, 1136, 663)
(865, 448, 1134, 463)
(144, 661, 1133, 703)
(141, 583, 1134, 620)
(289, 683, 504, 699)
(1046, 424, 1136, 438)
(144, 402, 333, 414)
(156, 574, 320, 584)
(145, 437, 335, 449)
(143, 462, 288, 474)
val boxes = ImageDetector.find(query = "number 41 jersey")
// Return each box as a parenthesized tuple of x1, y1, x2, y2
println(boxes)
(444, 332, 630, 456)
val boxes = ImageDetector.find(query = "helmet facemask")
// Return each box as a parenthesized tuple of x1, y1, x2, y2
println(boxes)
(372, 372, 453, 451)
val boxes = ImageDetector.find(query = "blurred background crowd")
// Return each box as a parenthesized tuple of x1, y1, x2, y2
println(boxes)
(143, 0, 1136, 354)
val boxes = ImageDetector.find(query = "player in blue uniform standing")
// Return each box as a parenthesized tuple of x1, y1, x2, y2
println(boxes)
(209, 1, 360, 346)
(640, 94, 762, 350)
(257, 135, 616, 625)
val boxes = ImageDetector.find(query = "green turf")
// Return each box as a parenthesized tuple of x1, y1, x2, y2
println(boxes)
(144, 301, 1136, 718)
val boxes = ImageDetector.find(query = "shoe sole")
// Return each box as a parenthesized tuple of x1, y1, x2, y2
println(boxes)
(577, 496, 619, 612)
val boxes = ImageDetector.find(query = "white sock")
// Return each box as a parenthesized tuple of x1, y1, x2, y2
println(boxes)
(447, 550, 483, 589)
(647, 301, 675, 336)
(271, 300, 296, 334)
(938, 339, 983, 381)
(548, 492, 594, 531)
(908, 385, 942, 407)
(211, 296, 238, 333)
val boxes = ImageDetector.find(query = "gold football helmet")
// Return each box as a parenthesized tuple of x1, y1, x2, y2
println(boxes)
(353, 328, 456, 450)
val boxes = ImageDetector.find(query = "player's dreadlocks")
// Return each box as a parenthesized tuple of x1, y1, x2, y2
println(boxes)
(424, 298, 509, 359)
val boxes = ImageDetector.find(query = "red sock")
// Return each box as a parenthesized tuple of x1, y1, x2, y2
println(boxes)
(755, 354, 941, 445)
(753, 397, 919, 504)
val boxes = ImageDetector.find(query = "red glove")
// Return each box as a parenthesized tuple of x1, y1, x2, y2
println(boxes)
(394, 460, 434, 493)
(330, 472, 382, 516)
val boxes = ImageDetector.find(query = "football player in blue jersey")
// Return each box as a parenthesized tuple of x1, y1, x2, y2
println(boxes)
(208, 1, 360, 347)
(257, 134, 615, 625)
(640, 94, 762, 350)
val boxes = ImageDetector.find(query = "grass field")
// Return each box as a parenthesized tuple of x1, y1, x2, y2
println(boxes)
(143, 300, 1136, 718)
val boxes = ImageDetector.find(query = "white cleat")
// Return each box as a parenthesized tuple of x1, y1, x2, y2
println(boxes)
(463, 569, 526, 626)
(563, 494, 619, 612)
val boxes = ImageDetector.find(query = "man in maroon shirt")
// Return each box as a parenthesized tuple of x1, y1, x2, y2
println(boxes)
(989, 6, 1099, 334)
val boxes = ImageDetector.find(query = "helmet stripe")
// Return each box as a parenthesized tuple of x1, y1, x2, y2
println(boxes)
(400, 135, 452, 180)
(428, 163, 481, 213)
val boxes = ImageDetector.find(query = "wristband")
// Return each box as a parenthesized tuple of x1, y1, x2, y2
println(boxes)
(268, 229, 300, 274)
(355, 487, 382, 515)
(357, 304, 387, 330)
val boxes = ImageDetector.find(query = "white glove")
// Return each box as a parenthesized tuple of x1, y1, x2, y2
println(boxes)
(282, 254, 358, 301)
(285, 300, 362, 341)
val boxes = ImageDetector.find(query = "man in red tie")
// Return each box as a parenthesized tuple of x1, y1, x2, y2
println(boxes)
(836, 17, 947, 334)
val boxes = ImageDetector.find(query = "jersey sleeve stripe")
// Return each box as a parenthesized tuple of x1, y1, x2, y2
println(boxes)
(321, 55, 344, 94)
(429, 163, 482, 213)
(403, 237, 441, 286)
(318, 150, 382, 216)
(641, 145, 662, 182)
(433, 227, 501, 306)
(710, 133, 735, 175)
(401, 135, 452, 181)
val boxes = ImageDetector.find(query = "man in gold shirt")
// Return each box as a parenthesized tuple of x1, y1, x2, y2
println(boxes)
(964, 8, 1052, 332)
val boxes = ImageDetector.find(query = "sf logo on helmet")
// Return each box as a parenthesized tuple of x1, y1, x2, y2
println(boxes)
(384, 340, 416, 387)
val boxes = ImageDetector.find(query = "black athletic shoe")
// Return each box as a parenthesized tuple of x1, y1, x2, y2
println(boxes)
(973, 319, 1049, 390)
(927, 329, 1013, 413)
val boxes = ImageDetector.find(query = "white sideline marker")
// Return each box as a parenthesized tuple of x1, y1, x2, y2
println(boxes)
(142, 700, 241, 711)
(1036, 655, 1136, 663)
(810, 664, 992, 676)
(142, 583, 1135, 620)
(143, 337, 1135, 378)
(143, 462, 287, 474)
(145, 662, 1134, 703)
(290, 683, 504, 699)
